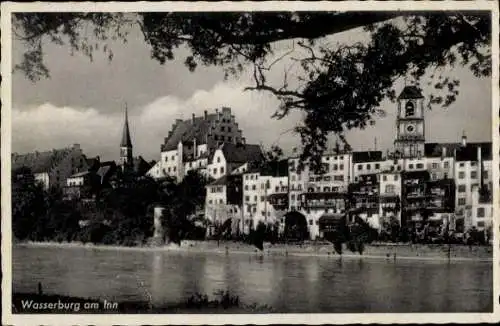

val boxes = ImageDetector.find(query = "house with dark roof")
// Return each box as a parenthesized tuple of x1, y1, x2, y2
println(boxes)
(208, 142, 264, 180)
(12, 144, 89, 190)
(63, 159, 118, 200)
(148, 107, 248, 181)
(352, 151, 384, 181)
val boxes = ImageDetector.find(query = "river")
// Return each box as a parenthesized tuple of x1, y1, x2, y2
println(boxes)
(12, 245, 493, 313)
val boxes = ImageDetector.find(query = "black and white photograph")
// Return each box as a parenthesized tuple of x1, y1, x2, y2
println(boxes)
(2, 1, 499, 325)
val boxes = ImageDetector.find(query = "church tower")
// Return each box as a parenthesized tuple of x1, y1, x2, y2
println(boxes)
(120, 104, 133, 170)
(394, 85, 425, 158)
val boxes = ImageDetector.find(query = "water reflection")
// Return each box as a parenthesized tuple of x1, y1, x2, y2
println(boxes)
(12, 246, 493, 313)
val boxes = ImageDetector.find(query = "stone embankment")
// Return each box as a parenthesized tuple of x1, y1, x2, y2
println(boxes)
(17, 240, 493, 261)
(177, 240, 493, 261)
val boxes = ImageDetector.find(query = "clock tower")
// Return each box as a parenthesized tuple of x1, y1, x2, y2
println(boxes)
(394, 85, 425, 158)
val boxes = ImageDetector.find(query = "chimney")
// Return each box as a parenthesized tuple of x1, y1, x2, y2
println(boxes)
(461, 131, 467, 147)
(477, 145, 483, 186)
(193, 138, 197, 159)
(192, 113, 195, 124)
(441, 146, 447, 158)
(204, 110, 208, 120)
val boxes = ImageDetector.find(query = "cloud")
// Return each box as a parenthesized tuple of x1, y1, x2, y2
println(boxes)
(12, 81, 303, 162)
(12, 65, 492, 163)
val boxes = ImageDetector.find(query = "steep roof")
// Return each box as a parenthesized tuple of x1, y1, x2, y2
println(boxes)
(12, 148, 73, 173)
(208, 175, 229, 186)
(132, 156, 152, 176)
(120, 107, 133, 148)
(162, 114, 218, 151)
(352, 151, 383, 163)
(258, 159, 289, 177)
(398, 86, 424, 99)
(220, 143, 264, 164)
(85, 156, 100, 168)
(455, 142, 492, 161)
(402, 170, 430, 180)
(424, 143, 461, 157)
(69, 171, 91, 178)
(97, 161, 117, 179)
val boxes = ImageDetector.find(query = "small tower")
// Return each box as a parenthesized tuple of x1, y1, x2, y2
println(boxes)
(120, 104, 133, 171)
(394, 85, 425, 158)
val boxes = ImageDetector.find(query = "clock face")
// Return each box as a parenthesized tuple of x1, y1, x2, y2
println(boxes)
(406, 124, 416, 133)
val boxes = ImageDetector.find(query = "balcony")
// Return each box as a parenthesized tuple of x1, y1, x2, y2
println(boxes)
(303, 199, 346, 209)
(406, 192, 426, 199)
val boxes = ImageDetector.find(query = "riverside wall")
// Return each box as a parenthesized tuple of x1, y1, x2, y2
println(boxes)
(178, 240, 493, 260)
(16, 240, 493, 261)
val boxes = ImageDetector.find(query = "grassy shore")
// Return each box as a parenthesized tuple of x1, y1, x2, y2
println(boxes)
(14, 240, 493, 262)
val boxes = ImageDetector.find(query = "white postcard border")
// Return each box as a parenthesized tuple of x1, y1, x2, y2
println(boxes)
(2, 1, 499, 325)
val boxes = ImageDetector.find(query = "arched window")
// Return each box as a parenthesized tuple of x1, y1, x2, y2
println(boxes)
(405, 101, 415, 117)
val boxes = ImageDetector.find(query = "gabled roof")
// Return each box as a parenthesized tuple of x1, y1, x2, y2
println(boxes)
(398, 86, 424, 99)
(12, 148, 73, 173)
(352, 151, 383, 163)
(220, 143, 264, 164)
(162, 114, 218, 151)
(245, 159, 289, 177)
(97, 161, 117, 179)
(132, 156, 152, 176)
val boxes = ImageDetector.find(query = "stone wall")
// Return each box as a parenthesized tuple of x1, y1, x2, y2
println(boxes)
(178, 240, 493, 260)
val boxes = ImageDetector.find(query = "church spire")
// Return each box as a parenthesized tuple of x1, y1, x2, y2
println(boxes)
(121, 103, 132, 148)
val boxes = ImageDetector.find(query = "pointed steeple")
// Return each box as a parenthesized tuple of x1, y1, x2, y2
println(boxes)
(121, 104, 132, 148)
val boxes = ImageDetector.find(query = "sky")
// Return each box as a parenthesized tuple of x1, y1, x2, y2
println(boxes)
(11, 14, 492, 162)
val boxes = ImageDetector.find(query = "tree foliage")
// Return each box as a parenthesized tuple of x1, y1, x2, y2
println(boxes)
(12, 11, 491, 171)
(11, 165, 210, 246)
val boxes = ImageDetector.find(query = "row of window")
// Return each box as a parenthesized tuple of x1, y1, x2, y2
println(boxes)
(164, 154, 177, 162)
(211, 167, 224, 175)
(382, 175, 399, 182)
(213, 134, 234, 142)
(164, 166, 177, 173)
(457, 184, 480, 193)
(218, 125, 233, 133)
(306, 186, 342, 193)
(309, 175, 345, 182)
(208, 199, 224, 204)
(324, 155, 345, 161)
(244, 174, 259, 180)
(457, 171, 485, 179)
(357, 163, 381, 171)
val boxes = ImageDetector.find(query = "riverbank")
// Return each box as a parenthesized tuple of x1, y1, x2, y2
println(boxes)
(14, 240, 493, 262)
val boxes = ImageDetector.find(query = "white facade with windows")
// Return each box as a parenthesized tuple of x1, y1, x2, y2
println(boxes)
(208, 148, 228, 180)
(470, 185, 493, 231)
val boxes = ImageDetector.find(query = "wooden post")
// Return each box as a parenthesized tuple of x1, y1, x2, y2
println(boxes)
(37, 282, 43, 295)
